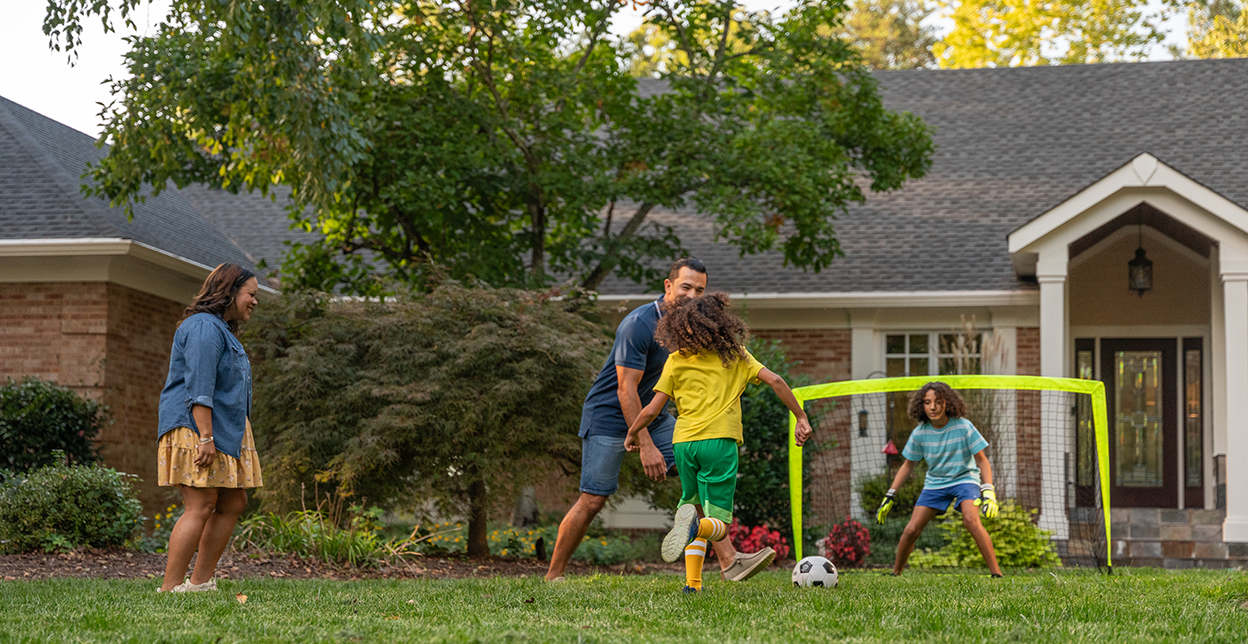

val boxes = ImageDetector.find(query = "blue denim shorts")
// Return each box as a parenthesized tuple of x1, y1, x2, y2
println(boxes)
(579, 415, 676, 496)
(915, 482, 982, 513)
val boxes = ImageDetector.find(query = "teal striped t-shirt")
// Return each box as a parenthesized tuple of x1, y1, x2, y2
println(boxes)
(901, 417, 990, 490)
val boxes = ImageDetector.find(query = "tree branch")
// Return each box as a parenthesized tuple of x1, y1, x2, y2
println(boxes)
(580, 201, 656, 290)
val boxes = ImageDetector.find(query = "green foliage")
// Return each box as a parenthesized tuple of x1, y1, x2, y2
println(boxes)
(1186, 1, 1248, 58)
(857, 462, 927, 518)
(0, 377, 108, 471)
(45, 0, 933, 294)
(935, 0, 1172, 68)
(417, 521, 662, 565)
(837, 0, 938, 69)
(865, 515, 950, 565)
(235, 502, 428, 568)
(132, 504, 183, 554)
(909, 500, 1061, 569)
(245, 282, 609, 556)
(0, 464, 143, 553)
(735, 338, 814, 536)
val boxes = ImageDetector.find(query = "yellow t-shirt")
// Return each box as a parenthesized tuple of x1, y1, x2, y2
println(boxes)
(653, 349, 765, 445)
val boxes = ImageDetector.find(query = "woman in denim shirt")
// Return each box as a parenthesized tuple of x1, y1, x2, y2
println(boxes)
(156, 263, 262, 592)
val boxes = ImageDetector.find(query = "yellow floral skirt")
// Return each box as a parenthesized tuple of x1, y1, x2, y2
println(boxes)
(157, 420, 264, 488)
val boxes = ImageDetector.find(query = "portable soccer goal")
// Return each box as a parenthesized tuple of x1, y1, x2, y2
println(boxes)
(787, 375, 1112, 570)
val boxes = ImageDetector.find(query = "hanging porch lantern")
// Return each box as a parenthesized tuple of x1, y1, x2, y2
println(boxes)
(1128, 223, 1153, 297)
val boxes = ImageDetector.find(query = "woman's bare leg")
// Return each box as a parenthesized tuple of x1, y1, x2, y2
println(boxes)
(162, 486, 218, 591)
(189, 488, 248, 585)
(893, 506, 940, 576)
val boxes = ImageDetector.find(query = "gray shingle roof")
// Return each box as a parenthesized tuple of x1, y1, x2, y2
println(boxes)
(595, 58, 1248, 296)
(178, 183, 318, 273)
(0, 95, 256, 272)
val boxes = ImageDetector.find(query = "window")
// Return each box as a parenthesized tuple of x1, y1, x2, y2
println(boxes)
(885, 332, 984, 377)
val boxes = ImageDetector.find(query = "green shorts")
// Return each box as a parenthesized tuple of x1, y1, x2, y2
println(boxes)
(674, 438, 739, 523)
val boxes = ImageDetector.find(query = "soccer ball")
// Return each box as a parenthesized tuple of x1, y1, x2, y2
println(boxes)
(792, 556, 838, 588)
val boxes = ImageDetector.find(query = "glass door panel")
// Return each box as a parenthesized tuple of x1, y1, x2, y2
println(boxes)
(1102, 338, 1178, 508)
(1114, 351, 1164, 487)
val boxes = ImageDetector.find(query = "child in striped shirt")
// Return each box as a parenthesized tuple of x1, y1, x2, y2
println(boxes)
(875, 381, 1003, 577)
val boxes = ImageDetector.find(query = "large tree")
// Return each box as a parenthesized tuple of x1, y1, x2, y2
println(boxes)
(935, 0, 1173, 68)
(46, 0, 933, 294)
(836, 0, 939, 69)
(1186, 0, 1248, 57)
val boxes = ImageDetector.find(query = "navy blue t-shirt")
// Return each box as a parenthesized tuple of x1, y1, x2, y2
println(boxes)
(579, 298, 673, 438)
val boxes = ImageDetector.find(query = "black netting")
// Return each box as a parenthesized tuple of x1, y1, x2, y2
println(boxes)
(795, 384, 1108, 570)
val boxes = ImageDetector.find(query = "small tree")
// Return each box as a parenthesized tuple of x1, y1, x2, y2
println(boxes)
(0, 378, 107, 471)
(246, 284, 608, 557)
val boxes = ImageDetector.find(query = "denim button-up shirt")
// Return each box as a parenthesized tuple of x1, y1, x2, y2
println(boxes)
(157, 313, 252, 459)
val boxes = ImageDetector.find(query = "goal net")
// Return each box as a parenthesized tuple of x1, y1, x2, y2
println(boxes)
(787, 375, 1111, 571)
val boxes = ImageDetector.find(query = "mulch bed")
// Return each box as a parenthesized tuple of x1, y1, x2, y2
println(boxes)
(0, 548, 690, 582)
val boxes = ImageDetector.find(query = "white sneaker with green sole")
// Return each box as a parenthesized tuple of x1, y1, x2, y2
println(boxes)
(662, 504, 699, 563)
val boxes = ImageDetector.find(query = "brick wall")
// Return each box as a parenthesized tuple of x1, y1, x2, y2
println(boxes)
(753, 329, 852, 384)
(0, 282, 182, 512)
(1016, 327, 1043, 514)
(100, 283, 185, 511)
(0, 282, 109, 395)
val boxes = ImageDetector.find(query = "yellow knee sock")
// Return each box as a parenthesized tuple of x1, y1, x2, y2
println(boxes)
(696, 517, 728, 542)
(685, 538, 708, 590)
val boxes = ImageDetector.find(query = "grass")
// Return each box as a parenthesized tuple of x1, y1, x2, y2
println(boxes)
(3, 568, 1248, 642)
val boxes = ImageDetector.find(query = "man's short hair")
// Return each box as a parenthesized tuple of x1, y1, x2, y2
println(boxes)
(667, 257, 708, 281)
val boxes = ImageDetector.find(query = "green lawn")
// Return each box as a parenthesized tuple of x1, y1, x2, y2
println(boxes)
(3, 568, 1248, 643)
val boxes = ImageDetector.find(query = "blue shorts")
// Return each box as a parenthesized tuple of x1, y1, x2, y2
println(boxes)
(579, 415, 676, 496)
(916, 483, 982, 513)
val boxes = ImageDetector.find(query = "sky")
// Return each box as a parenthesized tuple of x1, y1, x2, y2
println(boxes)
(0, 1, 1188, 139)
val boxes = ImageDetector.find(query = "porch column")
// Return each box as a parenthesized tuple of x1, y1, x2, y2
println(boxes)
(1222, 274, 1248, 540)
(1037, 261, 1068, 538)
(1037, 262, 1067, 378)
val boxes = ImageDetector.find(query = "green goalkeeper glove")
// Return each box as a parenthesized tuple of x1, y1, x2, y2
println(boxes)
(975, 484, 999, 519)
(876, 489, 896, 524)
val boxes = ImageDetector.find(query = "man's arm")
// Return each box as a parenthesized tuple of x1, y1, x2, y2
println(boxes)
(617, 366, 666, 481)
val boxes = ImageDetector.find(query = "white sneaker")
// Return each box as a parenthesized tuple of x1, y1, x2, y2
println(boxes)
(662, 505, 700, 563)
(166, 578, 217, 593)
(720, 547, 776, 582)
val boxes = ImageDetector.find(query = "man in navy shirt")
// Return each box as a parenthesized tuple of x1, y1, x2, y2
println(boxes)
(545, 258, 776, 582)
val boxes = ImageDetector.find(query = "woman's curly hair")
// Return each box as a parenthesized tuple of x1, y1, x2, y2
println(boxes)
(655, 292, 748, 367)
(907, 381, 968, 422)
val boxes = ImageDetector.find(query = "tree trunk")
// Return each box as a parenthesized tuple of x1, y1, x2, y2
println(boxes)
(467, 476, 490, 557)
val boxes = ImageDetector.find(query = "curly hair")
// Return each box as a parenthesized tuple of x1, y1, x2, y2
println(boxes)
(655, 292, 748, 367)
(184, 263, 256, 335)
(907, 381, 968, 422)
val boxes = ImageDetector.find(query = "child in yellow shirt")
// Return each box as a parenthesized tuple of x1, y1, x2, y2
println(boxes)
(625, 293, 813, 593)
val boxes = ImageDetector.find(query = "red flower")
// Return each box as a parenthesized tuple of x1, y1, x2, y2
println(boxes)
(822, 517, 871, 568)
(721, 519, 791, 560)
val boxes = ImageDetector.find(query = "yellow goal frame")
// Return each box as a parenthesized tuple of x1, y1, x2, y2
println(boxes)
(787, 374, 1111, 569)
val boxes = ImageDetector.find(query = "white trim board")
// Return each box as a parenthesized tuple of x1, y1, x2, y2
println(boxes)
(594, 289, 1039, 309)
(0, 237, 277, 302)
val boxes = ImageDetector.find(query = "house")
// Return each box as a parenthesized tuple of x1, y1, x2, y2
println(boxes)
(592, 59, 1248, 566)
(5, 57, 1248, 566)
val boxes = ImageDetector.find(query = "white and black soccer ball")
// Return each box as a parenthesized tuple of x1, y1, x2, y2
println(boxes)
(792, 556, 838, 588)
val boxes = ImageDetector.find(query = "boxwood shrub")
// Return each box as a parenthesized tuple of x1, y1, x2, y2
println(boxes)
(0, 377, 108, 471)
(0, 464, 143, 553)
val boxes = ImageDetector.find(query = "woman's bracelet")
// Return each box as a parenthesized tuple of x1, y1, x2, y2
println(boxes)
(198, 435, 214, 445)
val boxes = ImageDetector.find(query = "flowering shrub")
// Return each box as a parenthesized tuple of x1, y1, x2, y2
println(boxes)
(821, 517, 871, 568)
(725, 519, 791, 560)
(134, 504, 184, 553)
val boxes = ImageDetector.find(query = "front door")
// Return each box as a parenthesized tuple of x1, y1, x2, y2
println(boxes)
(1101, 338, 1178, 508)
